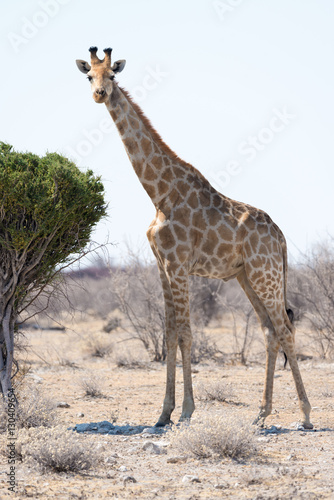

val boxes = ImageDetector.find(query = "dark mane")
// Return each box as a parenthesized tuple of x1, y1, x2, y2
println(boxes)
(119, 86, 212, 187)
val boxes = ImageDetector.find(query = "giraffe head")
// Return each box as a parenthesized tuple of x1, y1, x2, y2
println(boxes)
(76, 47, 126, 103)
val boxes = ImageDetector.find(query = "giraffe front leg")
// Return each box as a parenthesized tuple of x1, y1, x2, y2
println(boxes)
(169, 270, 195, 423)
(178, 327, 195, 422)
(253, 329, 279, 427)
(155, 262, 177, 427)
(155, 335, 177, 426)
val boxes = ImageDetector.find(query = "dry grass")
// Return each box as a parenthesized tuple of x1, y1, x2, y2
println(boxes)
(115, 351, 148, 369)
(79, 374, 105, 398)
(0, 387, 57, 433)
(20, 426, 99, 473)
(196, 380, 234, 403)
(84, 335, 114, 358)
(167, 413, 257, 460)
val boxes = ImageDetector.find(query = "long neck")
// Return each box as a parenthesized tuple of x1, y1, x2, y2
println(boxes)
(105, 85, 182, 207)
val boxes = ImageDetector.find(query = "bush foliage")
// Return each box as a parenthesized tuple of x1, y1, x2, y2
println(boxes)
(0, 143, 107, 394)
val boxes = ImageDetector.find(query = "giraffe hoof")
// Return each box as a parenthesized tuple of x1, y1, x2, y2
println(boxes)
(302, 422, 314, 430)
(154, 419, 173, 428)
(252, 416, 265, 427)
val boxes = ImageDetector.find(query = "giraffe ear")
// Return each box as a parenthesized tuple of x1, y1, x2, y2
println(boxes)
(111, 59, 126, 74)
(76, 60, 91, 74)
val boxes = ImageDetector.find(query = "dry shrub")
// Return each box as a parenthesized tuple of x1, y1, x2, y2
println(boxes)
(115, 351, 147, 369)
(20, 426, 99, 473)
(84, 335, 113, 358)
(79, 374, 105, 398)
(0, 401, 6, 433)
(17, 388, 57, 429)
(0, 388, 57, 433)
(196, 380, 234, 402)
(191, 329, 222, 364)
(168, 413, 256, 460)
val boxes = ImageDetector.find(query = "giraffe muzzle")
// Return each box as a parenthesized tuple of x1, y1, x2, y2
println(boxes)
(93, 88, 107, 103)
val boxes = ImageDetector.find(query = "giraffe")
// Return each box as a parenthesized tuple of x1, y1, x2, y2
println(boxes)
(76, 47, 313, 429)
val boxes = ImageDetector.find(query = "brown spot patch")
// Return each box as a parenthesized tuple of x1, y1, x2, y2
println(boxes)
(258, 243, 269, 255)
(132, 160, 143, 177)
(174, 166, 185, 178)
(128, 115, 140, 130)
(152, 155, 163, 170)
(125, 138, 139, 155)
(190, 228, 203, 245)
(141, 137, 153, 156)
(216, 242, 233, 258)
(192, 211, 206, 231)
(143, 183, 156, 199)
(144, 164, 158, 181)
(250, 232, 260, 252)
(117, 117, 128, 135)
(173, 224, 188, 242)
(199, 190, 211, 207)
(173, 207, 191, 225)
(158, 180, 169, 196)
(176, 244, 190, 262)
(207, 228, 219, 247)
(217, 224, 233, 241)
(246, 216, 256, 231)
(213, 194, 223, 208)
(187, 192, 199, 209)
(157, 226, 176, 250)
(162, 169, 174, 183)
(207, 207, 221, 226)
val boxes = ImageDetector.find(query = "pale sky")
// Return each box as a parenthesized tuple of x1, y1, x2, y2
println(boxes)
(1, 0, 334, 263)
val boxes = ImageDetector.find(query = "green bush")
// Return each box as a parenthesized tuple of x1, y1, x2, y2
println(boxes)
(0, 143, 107, 395)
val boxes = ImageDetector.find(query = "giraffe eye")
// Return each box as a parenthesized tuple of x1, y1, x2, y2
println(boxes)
(87, 75, 93, 82)
(110, 75, 115, 81)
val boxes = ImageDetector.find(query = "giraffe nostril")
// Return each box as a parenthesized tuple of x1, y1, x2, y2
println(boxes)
(95, 88, 106, 96)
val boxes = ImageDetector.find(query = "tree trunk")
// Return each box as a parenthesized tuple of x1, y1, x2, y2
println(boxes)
(0, 304, 16, 397)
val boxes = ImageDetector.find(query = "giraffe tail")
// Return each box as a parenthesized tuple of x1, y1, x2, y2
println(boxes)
(282, 235, 294, 370)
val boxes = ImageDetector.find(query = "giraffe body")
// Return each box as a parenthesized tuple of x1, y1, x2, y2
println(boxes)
(76, 48, 313, 429)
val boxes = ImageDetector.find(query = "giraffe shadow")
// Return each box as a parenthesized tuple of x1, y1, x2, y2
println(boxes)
(258, 425, 334, 436)
(70, 421, 169, 436)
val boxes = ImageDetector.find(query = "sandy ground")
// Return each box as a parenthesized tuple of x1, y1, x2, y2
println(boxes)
(1, 315, 334, 499)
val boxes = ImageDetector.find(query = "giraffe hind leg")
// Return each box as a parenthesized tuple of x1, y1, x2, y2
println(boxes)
(242, 267, 313, 429)
(237, 270, 279, 427)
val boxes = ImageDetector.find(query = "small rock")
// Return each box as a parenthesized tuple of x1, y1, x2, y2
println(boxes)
(56, 402, 70, 408)
(287, 454, 295, 460)
(95, 444, 106, 453)
(123, 476, 137, 485)
(167, 456, 187, 464)
(105, 456, 117, 465)
(182, 475, 200, 484)
(77, 412, 84, 417)
(142, 441, 167, 455)
(141, 427, 158, 434)
(118, 466, 128, 472)
(214, 483, 228, 490)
